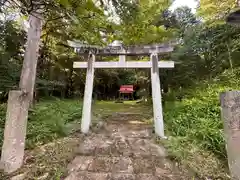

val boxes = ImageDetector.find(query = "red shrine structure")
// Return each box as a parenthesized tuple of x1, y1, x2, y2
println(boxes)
(119, 85, 134, 100)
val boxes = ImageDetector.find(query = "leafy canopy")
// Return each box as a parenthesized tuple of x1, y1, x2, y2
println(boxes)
(198, 0, 236, 24)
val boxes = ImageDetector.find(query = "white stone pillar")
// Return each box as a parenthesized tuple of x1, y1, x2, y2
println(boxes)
(1, 10, 43, 173)
(150, 53, 165, 138)
(119, 54, 126, 64)
(1, 91, 29, 173)
(81, 54, 95, 133)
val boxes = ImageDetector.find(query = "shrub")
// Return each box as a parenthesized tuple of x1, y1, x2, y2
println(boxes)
(162, 68, 240, 178)
(0, 99, 82, 150)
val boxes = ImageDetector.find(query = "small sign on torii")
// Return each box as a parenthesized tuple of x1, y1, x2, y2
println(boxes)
(68, 40, 175, 138)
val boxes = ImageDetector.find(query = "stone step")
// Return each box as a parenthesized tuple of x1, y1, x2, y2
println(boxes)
(64, 172, 109, 180)
(64, 171, 181, 180)
(109, 128, 153, 139)
(67, 155, 171, 175)
(104, 123, 152, 133)
(76, 134, 166, 158)
(67, 156, 133, 174)
(64, 172, 165, 180)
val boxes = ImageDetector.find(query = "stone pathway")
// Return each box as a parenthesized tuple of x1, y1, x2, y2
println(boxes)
(64, 113, 190, 180)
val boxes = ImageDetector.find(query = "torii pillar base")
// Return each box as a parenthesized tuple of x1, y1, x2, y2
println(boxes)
(1, 90, 29, 173)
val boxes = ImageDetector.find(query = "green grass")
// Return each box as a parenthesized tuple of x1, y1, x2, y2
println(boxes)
(0, 72, 237, 179)
(0, 100, 149, 179)
(0, 99, 83, 150)
(160, 69, 240, 179)
(0, 99, 84, 179)
(26, 99, 83, 149)
(93, 100, 150, 116)
(0, 99, 146, 150)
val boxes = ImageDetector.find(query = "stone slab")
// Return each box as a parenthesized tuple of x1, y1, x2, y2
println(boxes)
(77, 134, 114, 155)
(136, 174, 159, 180)
(133, 158, 155, 174)
(65, 172, 110, 180)
(67, 156, 94, 173)
(128, 138, 166, 157)
(110, 173, 135, 180)
(88, 156, 133, 173)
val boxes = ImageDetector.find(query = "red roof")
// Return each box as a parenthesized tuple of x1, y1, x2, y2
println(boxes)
(119, 85, 134, 93)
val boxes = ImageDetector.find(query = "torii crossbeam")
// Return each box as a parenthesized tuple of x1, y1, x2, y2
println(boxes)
(69, 40, 175, 138)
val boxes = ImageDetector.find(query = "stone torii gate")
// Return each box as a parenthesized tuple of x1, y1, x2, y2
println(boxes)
(68, 40, 175, 138)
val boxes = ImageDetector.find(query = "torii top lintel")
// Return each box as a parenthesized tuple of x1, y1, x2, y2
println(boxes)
(67, 40, 175, 56)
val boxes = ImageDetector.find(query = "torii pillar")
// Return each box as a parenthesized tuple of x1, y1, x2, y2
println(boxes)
(81, 54, 95, 133)
(70, 41, 175, 138)
(151, 53, 165, 138)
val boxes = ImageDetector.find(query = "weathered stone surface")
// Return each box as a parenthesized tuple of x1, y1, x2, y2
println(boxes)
(87, 156, 133, 173)
(1, 9, 44, 173)
(65, 172, 110, 180)
(64, 113, 189, 180)
(36, 172, 49, 180)
(111, 157, 133, 173)
(149, 143, 167, 157)
(110, 173, 135, 180)
(67, 156, 94, 173)
(155, 167, 172, 178)
(136, 174, 159, 180)
(1, 91, 30, 173)
(77, 134, 113, 155)
(88, 156, 113, 172)
(220, 91, 240, 179)
(133, 158, 154, 174)
(110, 126, 152, 139)
(11, 173, 27, 180)
(128, 138, 153, 157)
(113, 136, 130, 154)
(76, 141, 95, 155)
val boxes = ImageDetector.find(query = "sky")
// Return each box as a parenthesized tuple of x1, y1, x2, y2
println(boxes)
(170, 0, 198, 12)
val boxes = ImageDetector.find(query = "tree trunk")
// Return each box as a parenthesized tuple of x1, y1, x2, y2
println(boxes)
(1, 10, 43, 173)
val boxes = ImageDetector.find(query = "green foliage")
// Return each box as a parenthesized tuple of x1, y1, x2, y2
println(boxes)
(0, 99, 82, 150)
(0, 0, 177, 100)
(26, 99, 82, 148)
(198, 0, 236, 24)
(112, 0, 175, 45)
(162, 69, 240, 178)
(164, 100, 225, 158)
(0, 20, 25, 93)
(171, 20, 240, 88)
(0, 3, 239, 178)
